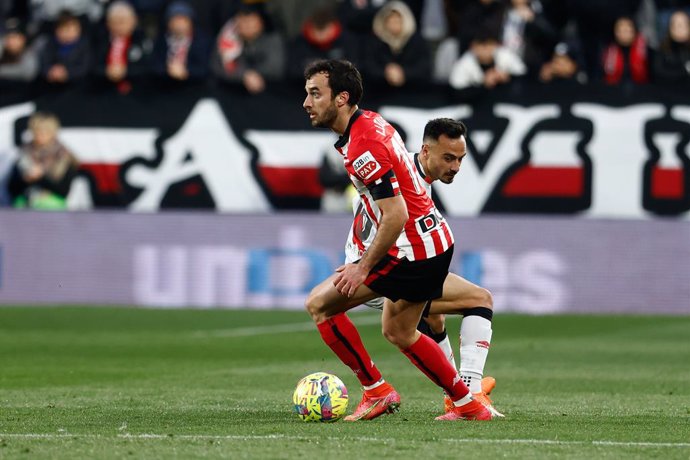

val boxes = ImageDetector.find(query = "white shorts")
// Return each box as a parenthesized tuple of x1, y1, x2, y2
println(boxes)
(364, 296, 384, 310)
(345, 248, 384, 310)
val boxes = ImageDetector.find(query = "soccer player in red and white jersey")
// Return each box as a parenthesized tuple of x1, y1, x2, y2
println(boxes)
(346, 118, 503, 417)
(302, 59, 492, 421)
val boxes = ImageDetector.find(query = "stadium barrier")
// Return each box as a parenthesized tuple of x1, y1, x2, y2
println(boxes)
(1, 209, 687, 314)
(0, 82, 689, 219)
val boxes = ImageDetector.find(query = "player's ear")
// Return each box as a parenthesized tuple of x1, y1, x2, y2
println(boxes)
(336, 91, 350, 107)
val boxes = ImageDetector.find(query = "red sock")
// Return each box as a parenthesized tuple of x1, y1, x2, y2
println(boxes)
(402, 334, 470, 400)
(316, 313, 382, 387)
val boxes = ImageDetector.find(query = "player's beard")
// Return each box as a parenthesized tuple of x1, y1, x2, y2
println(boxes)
(311, 102, 338, 128)
(439, 172, 456, 184)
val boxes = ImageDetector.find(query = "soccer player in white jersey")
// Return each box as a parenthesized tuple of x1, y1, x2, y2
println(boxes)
(345, 118, 503, 417)
(303, 59, 492, 421)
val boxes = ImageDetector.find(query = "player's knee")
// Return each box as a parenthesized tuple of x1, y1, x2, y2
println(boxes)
(381, 324, 415, 349)
(304, 292, 327, 322)
(478, 287, 494, 310)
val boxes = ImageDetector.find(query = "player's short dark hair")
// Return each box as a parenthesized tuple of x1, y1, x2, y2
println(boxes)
(423, 118, 467, 143)
(304, 59, 363, 107)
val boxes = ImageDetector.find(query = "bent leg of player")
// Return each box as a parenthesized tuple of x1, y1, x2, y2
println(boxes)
(418, 312, 457, 368)
(381, 298, 491, 421)
(428, 273, 504, 417)
(305, 275, 400, 421)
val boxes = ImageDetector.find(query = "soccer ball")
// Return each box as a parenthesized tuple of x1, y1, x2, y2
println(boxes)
(292, 372, 348, 422)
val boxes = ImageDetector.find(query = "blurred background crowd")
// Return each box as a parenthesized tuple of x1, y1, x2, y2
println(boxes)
(0, 0, 689, 95)
(1, 0, 690, 210)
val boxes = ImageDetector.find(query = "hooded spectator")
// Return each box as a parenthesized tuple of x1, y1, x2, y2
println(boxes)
(539, 40, 588, 84)
(363, 1, 431, 88)
(152, 1, 212, 82)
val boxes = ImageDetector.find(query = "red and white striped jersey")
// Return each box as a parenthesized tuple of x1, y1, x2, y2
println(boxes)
(336, 109, 454, 261)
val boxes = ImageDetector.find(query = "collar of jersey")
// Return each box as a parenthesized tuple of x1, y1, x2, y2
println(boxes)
(334, 109, 363, 149)
(414, 152, 433, 184)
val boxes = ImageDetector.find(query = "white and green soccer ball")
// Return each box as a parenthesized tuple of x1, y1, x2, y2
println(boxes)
(292, 372, 348, 422)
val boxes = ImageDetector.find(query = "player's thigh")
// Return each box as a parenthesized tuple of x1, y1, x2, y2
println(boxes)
(305, 272, 379, 318)
(381, 298, 427, 347)
(428, 273, 492, 314)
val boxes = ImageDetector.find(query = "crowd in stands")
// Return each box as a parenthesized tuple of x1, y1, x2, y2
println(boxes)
(1, 0, 690, 210)
(0, 0, 688, 95)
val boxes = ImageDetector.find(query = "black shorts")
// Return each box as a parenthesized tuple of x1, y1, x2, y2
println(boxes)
(362, 245, 454, 302)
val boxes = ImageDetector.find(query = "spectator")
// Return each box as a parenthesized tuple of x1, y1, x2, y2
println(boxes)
(561, 0, 643, 79)
(602, 16, 651, 85)
(337, 0, 385, 62)
(654, 0, 690, 38)
(338, 0, 386, 35)
(453, 0, 507, 53)
(539, 40, 587, 84)
(93, 1, 153, 93)
(211, 5, 284, 94)
(39, 10, 91, 85)
(654, 10, 690, 85)
(502, 0, 558, 77)
(26, 0, 103, 36)
(0, 17, 40, 81)
(265, 0, 334, 40)
(8, 112, 79, 210)
(318, 147, 353, 213)
(286, 6, 358, 81)
(151, 1, 212, 83)
(363, 1, 431, 88)
(449, 30, 526, 90)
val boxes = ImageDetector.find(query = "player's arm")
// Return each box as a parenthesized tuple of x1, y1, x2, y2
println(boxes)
(357, 194, 407, 273)
(334, 170, 407, 297)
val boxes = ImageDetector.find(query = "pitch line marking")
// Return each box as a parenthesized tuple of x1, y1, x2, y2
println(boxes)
(1, 433, 689, 448)
(190, 314, 381, 338)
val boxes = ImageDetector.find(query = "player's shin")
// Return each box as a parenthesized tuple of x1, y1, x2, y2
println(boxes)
(316, 313, 383, 387)
(401, 333, 469, 400)
(459, 309, 493, 393)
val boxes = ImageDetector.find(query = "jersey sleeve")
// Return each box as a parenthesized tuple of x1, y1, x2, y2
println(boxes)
(348, 140, 394, 186)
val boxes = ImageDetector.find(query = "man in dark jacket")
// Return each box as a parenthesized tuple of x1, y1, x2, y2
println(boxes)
(39, 10, 91, 84)
(151, 1, 212, 83)
(92, 1, 153, 93)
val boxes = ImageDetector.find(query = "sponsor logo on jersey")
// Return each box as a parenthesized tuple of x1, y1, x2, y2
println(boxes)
(417, 212, 439, 233)
(352, 151, 381, 181)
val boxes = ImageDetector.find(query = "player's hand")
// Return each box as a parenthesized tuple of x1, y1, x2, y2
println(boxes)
(333, 263, 368, 298)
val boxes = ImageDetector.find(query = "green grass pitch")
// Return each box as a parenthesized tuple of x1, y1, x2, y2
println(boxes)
(1, 307, 689, 459)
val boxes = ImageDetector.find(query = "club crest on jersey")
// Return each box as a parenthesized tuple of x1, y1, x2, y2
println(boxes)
(353, 151, 381, 181)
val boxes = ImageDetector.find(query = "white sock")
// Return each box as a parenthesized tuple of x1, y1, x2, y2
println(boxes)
(437, 335, 457, 369)
(459, 315, 492, 394)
